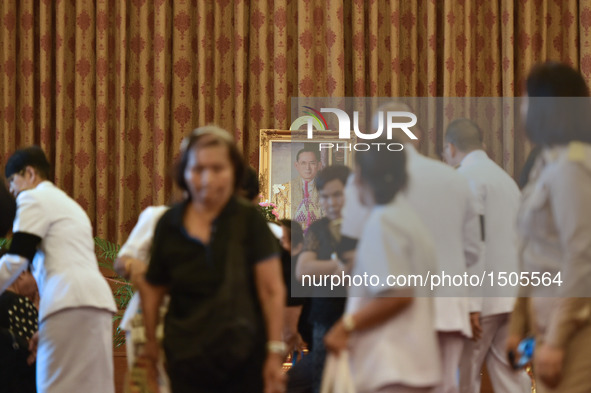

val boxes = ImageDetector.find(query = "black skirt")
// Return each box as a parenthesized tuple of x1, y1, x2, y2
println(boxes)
(166, 345, 266, 393)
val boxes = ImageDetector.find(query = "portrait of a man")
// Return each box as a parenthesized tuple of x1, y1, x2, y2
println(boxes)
(272, 146, 324, 230)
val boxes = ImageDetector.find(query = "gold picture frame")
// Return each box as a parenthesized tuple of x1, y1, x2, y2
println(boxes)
(258, 129, 355, 203)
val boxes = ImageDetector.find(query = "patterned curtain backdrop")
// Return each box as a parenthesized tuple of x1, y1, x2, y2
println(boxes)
(1, 0, 590, 243)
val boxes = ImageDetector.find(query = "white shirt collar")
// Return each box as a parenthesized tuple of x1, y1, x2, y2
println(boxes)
(404, 143, 418, 156)
(460, 149, 488, 167)
(34, 180, 53, 190)
(301, 178, 315, 187)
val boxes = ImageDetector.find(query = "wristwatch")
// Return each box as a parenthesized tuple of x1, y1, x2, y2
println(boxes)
(267, 340, 287, 355)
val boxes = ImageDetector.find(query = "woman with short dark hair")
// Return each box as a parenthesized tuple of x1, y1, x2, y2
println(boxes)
(139, 125, 286, 393)
(508, 62, 591, 392)
(522, 61, 591, 146)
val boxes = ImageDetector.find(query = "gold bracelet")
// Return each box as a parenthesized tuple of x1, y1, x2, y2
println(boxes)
(267, 340, 287, 355)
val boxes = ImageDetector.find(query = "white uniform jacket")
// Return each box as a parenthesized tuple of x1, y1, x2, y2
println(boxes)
(405, 145, 483, 336)
(457, 150, 520, 316)
(0, 181, 116, 322)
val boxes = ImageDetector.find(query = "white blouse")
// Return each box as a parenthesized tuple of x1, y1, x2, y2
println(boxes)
(118, 205, 169, 331)
(347, 195, 441, 391)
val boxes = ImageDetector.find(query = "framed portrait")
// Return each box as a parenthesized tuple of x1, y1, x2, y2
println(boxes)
(259, 129, 355, 201)
(258, 129, 355, 226)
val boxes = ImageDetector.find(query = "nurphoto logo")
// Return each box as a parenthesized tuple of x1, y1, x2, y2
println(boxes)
(304, 107, 417, 152)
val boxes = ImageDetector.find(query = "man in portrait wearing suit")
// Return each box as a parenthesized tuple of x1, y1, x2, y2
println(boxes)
(272, 147, 323, 231)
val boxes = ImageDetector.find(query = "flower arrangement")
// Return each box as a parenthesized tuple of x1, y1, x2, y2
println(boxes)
(259, 200, 280, 222)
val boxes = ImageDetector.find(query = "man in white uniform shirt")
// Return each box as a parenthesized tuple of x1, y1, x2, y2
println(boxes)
(0, 146, 117, 393)
(404, 141, 482, 393)
(340, 105, 483, 393)
(443, 119, 531, 393)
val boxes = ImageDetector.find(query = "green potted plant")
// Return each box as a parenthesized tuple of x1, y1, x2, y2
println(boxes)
(94, 237, 133, 348)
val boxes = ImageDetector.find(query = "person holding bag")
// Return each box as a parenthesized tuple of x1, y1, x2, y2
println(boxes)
(507, 62, 591, 393)
(324, 139, 441, 393)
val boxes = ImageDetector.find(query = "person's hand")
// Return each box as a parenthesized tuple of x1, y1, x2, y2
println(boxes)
(295, 333, 306, 352)
(342, 259, 354, 275)
(340, 250, 356, 268)
(324, 320, 349, 355)
(332, 258, 354, 276)
(27, 331, 39, 365)
(138, 340, 160, 393)
(141, 339, 160, 363)
(470, 312, 482, 341)
(534, 343, 565, 389)
(134, 356, 160, 393)
(263, 353, 286, 393)
(284, 329, 303, 353)
(506, 334, 522, 368)
(128, 259, 147, 287)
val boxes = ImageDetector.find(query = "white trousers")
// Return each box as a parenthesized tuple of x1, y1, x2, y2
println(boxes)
(459, 313, 531, 393)
(433, 332, 464, 393)
(37, 307, 114, 393)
